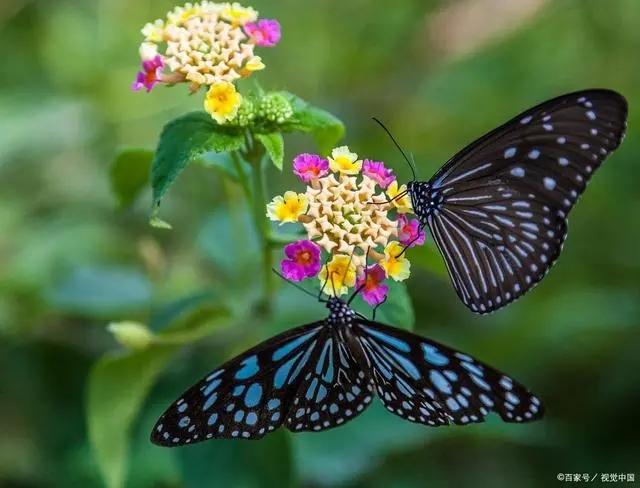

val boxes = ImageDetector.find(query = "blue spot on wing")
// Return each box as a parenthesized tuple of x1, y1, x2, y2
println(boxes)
(203, 379, 221, 396)
(422, 344, 449, 366)
(362, 326, 411, 352)
(272, 329, 320, 361)
(461, 361, 483, 377)
(244, 383, 262, 408)
(288, 340, 317, 384)
(235, 355, 259, 380)
(267, 399, 280, 410)
(385, 347, 420, 380)
(429, 370, 452, 394)
(274, 350, 304, 388)
(203, 393, 218, 411)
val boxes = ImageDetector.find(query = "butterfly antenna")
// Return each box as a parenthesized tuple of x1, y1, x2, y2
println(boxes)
(371, 295, 387, 321)
(372, 117, 417, 181)
(271, 268, 319, 300)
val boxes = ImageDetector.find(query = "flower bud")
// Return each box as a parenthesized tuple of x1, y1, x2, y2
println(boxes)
(108, 321, 154, 350)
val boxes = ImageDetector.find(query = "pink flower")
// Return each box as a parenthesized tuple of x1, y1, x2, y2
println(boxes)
(363, 160, 395, 188)
(293, 153, 329, 183)
(132, 55, 164, 92)
(281, 240, 321, 281)
(397, 215, 425, 247)
(244, 19, 281, 47)
(356, 265, 389, 306)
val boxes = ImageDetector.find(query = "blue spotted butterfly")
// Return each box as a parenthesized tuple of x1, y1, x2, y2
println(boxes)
(378, 89, 627, 314)
(151, 296, 542, 445)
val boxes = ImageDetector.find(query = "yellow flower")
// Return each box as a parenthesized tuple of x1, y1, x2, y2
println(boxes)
(266, 191, 309, 224)
(142, 19, 165, 42)
(221, 2, 258, 25)
(386, 180, 412, 213)
(380, 241, 411, 281)
(167, 4, 203, 25)
(318, 255, 357, 296)
(328, 146, 362, 175)
(245, 56, 265, 71)
(204, 81, 242, 123)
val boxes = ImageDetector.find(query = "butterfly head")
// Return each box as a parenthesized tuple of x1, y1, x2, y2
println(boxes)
(325, 296, 356, 326)
(407, 181, 437, 223)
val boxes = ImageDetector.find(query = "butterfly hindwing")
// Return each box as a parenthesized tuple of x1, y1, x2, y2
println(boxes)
(285, 327, 374, 432)
(412, 89, 627, 313)
(350, 318, 543, 426)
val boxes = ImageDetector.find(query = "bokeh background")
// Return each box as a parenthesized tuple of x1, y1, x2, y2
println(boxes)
(1, 0, 639, 486)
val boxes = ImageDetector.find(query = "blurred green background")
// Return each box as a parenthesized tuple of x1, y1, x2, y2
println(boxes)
(1, 0, 639, 486)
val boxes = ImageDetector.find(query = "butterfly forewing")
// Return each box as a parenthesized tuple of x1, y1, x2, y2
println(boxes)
(350, 318, 544, 426)
(151, 319, 375, 445)
(151, 321, 326, 444)
(416, 89, 627, 313)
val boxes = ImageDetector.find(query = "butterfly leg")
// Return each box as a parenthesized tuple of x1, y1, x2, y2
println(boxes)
(395, 224, 427, 258)
(371, 295, 387, 321)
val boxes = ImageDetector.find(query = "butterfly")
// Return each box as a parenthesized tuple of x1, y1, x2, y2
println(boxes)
(151, 295, 542, 445)
(377, 89, 627, 314)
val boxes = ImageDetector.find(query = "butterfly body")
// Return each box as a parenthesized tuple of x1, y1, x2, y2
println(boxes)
(400, 89, 627, 314)
(151, 297, 542, 446)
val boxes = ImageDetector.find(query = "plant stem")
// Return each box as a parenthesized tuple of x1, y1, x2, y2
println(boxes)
(240, 136, 274, 316)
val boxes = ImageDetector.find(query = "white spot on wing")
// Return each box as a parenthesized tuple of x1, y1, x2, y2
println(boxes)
(543, 177, 556, 190)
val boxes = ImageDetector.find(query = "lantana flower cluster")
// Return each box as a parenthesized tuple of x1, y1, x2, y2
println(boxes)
(132, 2, 281, 124)
(266, 147, 426, 306)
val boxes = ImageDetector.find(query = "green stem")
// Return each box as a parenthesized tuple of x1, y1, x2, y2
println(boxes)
(239, 136, 274, 316)
(230, 151, 251, 201)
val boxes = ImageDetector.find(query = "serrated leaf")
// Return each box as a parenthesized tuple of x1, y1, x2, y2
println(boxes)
(256, 132, 284, 170)
(110, 149, 153, 209)
(151, 111, 244, 207)
(278, 91, 345, 154)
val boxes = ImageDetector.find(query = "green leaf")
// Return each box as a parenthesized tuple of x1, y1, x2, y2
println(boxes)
(151, 111, 244, 208)
(198, 151, 250, 184)
(255, 132, 284, 170)
(149, 215, 173, 230)
(351, 280, 415, 330)
(109, 149, 153, 209)
(88, 302, 231, 488)
(292, 402, 426, 486)
(45, 265, 152, 317)
(278, 91, 345, 153)
(177, 429, 294, 488)
(87, 346, 176, 488)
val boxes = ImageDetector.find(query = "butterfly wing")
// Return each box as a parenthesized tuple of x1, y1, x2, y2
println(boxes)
(151, 321, 374, 445)
(422, 89, 627, 313)
(349, 318, 543, 426)
(285, 326, 375, 432)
